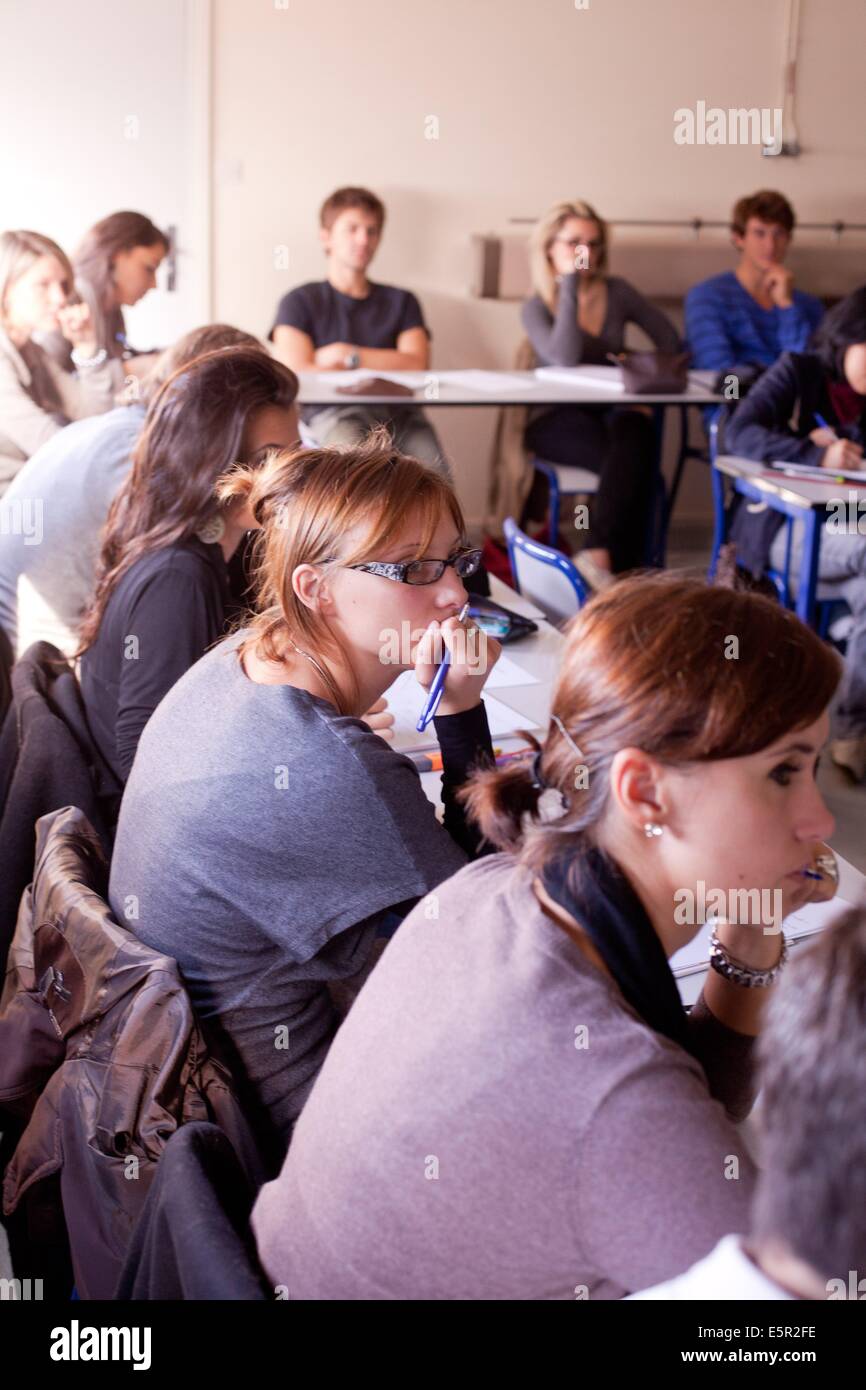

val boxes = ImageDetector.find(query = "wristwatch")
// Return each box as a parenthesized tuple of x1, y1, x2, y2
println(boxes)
(343, 349, 361, 369)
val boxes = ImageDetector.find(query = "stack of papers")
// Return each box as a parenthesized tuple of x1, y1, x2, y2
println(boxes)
(535, 366, 624, 390)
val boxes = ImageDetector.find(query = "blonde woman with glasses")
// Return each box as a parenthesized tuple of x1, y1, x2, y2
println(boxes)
(521, 200, 680, 587)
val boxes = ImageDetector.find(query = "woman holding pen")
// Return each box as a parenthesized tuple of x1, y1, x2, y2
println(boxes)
(726, 285, 866, 780)
(108, 428, 500, 1160)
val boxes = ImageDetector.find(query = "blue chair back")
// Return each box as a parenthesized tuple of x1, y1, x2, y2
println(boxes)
(504, 517, 589, 625)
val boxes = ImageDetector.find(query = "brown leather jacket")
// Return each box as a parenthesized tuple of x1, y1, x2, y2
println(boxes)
(0, 805, 265, 1299)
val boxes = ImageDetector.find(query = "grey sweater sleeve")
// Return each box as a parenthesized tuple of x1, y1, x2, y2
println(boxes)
(521, 274, 584, 366)
(687, 993, 757, 1122)
(522, 275, 681, 367)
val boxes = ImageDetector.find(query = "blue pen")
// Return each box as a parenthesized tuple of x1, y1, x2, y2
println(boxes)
(416, 601, 470, 732)
(814, 412, 838, 438)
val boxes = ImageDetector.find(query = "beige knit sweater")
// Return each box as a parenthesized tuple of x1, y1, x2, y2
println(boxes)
(0, 325, 119, 493)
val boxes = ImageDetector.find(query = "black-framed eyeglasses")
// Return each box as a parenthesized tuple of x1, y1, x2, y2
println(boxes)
(346, 548, 483, 587)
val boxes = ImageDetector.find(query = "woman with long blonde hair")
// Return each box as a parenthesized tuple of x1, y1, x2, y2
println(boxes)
(108, 429, 500, 1154)
(522, 199, 680, 586)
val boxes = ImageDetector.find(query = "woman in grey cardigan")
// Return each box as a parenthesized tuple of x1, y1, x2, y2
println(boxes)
(521, 199, 681, 586)
(0, 229, 116, 493)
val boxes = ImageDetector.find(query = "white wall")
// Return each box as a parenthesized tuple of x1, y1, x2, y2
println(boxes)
(212, 0, 866, 525)
(0, 0, 207, 346)
(4, 1, 865, 526)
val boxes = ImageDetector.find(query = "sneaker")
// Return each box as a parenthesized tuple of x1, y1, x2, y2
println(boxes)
(830, 736, 866, 783)
(572, 552, 615, 592)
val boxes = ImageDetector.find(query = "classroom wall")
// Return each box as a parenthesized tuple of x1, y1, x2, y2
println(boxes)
(213, 0, 866, 527)
(0, 0, 205, 348)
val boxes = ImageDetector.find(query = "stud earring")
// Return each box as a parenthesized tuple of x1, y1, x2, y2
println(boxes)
(643, 822, 664, 838)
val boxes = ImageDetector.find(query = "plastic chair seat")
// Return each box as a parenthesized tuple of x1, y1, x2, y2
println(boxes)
(535, 462, 600, 495)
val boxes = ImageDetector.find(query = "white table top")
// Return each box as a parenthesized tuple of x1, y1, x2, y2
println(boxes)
(717, 453, 866, 511)
(297, 366, 722, 409)
(417, 574, 866, 1004)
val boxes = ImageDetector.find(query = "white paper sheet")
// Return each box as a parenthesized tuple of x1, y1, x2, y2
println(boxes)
(483, 652, 540, 689)
(535, 366, 624, 390)
(670, 894, 851, 978)
(383, 670, 538, 752)
(438, 370, 538, 392)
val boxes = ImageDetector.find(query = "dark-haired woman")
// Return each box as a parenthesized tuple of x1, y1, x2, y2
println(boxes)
(252, 573, 840, 1299)
(726, 284, 866, 781)
(41, 211, 169, 378)
(78, 346, 300, 783)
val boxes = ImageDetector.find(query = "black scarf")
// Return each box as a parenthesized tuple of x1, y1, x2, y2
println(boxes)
(541, 847, 690, 1051)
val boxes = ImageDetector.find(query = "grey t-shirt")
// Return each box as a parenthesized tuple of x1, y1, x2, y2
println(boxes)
(252, 854, 757, 1299)
(108, 632, 466, 1142)
(0, 403, 144, 655)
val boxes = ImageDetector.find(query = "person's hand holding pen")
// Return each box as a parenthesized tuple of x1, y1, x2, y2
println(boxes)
(414, 603, 502, 724)
(821, 438, 863, 471)
(777, 841, 839, 921)
(808, 413, 864, 470)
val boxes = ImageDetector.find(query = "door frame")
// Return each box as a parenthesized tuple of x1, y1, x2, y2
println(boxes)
(185, 0, 214, 321)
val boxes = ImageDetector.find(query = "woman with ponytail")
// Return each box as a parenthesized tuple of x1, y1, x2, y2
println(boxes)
(108, 430, 501, 1155)
(78, 344, 300, 782)
(252, 574, 841, 1299)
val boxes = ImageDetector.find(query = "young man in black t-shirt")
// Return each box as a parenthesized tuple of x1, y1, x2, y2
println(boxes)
(270, 187, 449, 477)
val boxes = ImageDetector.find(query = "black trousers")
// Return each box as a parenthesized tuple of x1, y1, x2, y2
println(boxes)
(524, 405, 657, 573)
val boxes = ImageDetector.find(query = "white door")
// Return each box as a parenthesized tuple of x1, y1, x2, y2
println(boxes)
(0, 0, 211, 349)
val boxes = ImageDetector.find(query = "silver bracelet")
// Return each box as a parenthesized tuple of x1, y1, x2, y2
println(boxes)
(708, 930, 787, 988)
(71, 345, 108, 369)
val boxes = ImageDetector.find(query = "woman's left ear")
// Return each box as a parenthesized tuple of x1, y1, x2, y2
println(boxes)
(609, 748, 666, 835)
(292, 563, 332, 612)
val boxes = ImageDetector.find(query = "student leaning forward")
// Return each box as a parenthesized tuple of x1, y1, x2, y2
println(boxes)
(107, 429, 500, 1166)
